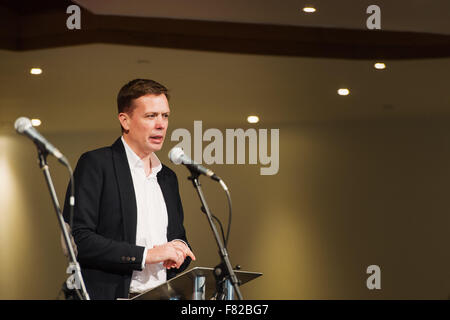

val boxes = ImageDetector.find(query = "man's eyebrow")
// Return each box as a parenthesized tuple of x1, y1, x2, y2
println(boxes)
(143, 111, 170, 115)
(143, 111, 169, 114)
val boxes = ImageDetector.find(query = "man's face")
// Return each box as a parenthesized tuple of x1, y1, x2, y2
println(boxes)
(119, 94, 170, 157)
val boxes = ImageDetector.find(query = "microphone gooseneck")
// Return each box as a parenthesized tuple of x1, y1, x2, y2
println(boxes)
(169, 147, 220, 181)
(14, 116, 68, 165)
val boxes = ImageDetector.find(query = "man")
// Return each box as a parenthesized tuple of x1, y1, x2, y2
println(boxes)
(63, 79, 195, 300)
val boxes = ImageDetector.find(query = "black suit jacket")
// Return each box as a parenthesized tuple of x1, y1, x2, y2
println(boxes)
(63, 138, 191, 300)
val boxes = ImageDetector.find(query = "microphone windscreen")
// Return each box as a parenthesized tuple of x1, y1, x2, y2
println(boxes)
(14, 117, 32, 133)
(168, 147, 185, 165)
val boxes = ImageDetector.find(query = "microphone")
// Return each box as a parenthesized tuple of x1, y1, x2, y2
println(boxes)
(169, 147, 220, 182)
(14, 117, 68, 165)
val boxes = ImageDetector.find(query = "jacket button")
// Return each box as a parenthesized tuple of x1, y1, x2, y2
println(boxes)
(131, 257, 136, 262)
(121, 256, 126, 261)
(126, 257, 131, 261)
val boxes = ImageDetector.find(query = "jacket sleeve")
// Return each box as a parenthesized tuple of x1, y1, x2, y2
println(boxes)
(63, 152, 145, 274)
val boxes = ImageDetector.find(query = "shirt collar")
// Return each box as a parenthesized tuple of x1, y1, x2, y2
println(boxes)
(121, 136, 162, 176)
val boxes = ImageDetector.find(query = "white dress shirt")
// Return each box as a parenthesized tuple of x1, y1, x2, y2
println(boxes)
(121, 137, 168, 293)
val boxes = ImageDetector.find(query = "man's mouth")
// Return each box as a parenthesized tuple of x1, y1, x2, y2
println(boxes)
(149, 135, 164, 144)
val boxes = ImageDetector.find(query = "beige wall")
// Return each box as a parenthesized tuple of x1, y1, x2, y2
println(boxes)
(1, 117, 449, 299)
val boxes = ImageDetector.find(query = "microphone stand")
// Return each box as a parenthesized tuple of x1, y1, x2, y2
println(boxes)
(36, 148, 90, 300)
(187, 171, 243, 300)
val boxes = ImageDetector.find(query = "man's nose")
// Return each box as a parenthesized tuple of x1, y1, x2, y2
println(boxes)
(155, 116, 166, 129)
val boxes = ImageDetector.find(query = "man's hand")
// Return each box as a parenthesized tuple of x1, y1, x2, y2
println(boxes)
(145, 240, 196, 269)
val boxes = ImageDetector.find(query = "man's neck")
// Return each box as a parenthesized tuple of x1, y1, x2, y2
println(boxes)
(122, 135, 149, 159)
(122, 135, 160, 175)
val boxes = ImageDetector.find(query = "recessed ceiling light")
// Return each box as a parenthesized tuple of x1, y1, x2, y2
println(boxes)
(374, 62, 386, 70)
(338, 88, 350, 96)
(31, 119, 41, 126)
(303, 6, 317, 13)
(30, 68, 42, 75)
(247, 115, 259, 124)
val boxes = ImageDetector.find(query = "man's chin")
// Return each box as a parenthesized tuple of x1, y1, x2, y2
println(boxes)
(147, 142, 164, 153)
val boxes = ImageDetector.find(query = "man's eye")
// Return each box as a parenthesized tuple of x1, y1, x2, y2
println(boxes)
(164, 114, 170, 118)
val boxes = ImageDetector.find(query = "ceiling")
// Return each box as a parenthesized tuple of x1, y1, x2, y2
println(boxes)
(74, 0, 450, 36)
(0, 1, 449, 135)
(1, 0, 449, 59)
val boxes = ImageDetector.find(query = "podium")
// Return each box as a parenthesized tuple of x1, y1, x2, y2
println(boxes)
(129, 267, 262, 300)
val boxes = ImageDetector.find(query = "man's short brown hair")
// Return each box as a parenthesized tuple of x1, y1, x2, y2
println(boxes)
(117, 79, 170, 115)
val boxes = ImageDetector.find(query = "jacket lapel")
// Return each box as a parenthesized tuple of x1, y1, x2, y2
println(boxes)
(157, 165, 176, 239)
(111, 138, 137, 244)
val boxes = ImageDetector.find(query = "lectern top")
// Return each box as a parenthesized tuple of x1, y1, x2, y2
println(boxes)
(131, 267, 262, 300)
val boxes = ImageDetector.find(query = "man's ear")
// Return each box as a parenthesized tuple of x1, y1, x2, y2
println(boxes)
(118, 112, 130, 132)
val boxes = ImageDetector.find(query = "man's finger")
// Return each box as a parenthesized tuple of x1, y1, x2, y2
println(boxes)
(171, 241, 196, 261)
(185, 248, 196, 261)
